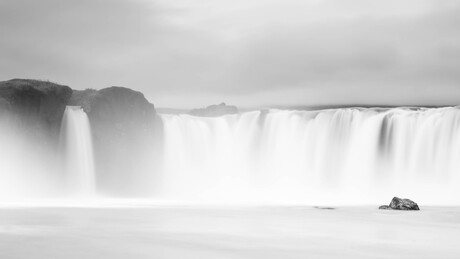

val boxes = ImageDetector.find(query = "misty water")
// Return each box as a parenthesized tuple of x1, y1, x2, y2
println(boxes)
(1, 106, 460, 204)
(159, 107, 460, 205)
(1, 206, 460, 259)
(60, 106, 96, 198)
(2, 106, 460, 258)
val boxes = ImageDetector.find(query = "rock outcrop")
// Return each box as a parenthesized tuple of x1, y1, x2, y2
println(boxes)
(0, 79, 73, 145)
(0, 79, 162, 195)
(70, 86, 161, 195)
(190, 102, 238, 117)
(379, 197, 420, 210)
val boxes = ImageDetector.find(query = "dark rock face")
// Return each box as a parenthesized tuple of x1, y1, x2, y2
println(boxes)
(70, 86, 161, 195)
(68, 88, 98, 112)
(0, 79, 73, 189)
(190, 102, 238, 117)
(379, 197, 420, 210)
(0, 80, 162, 195)
(0, 79, 73, 145)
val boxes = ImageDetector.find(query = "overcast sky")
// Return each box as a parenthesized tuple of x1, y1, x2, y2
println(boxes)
(1, 0, 460, 108)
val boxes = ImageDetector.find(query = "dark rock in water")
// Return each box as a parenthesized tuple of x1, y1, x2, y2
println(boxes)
(190, 102, 238, 117)
(379, 197, 420, 210)
(0, 79, 72, 145)
(314, 206, 336, 210)
(71, 86, 161, 195)
(389, 197, 420, 210)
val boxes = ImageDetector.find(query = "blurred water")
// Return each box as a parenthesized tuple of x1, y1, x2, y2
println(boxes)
(2, 106, 460, 205)
(60, 106, 96, 197)
(0, 206, 459, 259)
(160, 107, 460, 204)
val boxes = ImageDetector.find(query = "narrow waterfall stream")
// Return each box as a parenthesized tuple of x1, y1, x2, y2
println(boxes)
(60, 106, 96, 198)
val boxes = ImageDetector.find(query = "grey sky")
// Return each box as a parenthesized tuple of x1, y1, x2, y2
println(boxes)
(1, 0, 460, 108)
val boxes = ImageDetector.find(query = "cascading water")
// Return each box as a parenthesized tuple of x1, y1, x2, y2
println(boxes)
(2, 104, 460, 205)
(159, 107, 460, 205)
(60, 106, 96, 198)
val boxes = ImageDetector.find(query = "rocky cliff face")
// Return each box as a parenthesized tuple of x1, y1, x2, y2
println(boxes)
(70, 87, 161, 196)
(0, 79, 74, 192)
(0, 79, 161, 196)
(0, 79, 73, 146)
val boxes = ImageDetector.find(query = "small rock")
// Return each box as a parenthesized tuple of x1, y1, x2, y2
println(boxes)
(379, 197, 420, 210)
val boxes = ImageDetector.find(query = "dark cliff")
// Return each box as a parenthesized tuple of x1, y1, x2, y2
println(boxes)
(0, 79, 73, 146)
(70, 87, 161, 196)
(0, 79, 162, 195)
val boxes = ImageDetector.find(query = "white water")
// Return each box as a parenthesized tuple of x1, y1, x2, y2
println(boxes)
(2, 106, 460, 205)
(159, 107, 460, 205)
(2, 207, 460, 259)
(60, 106, 96, 198)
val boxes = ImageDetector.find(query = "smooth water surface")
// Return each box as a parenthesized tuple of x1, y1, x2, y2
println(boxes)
(0, 206, 459, 259)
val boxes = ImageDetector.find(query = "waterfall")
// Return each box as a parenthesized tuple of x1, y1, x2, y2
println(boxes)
(159, 107, 460, 205)
(61, 106, 96, 197)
